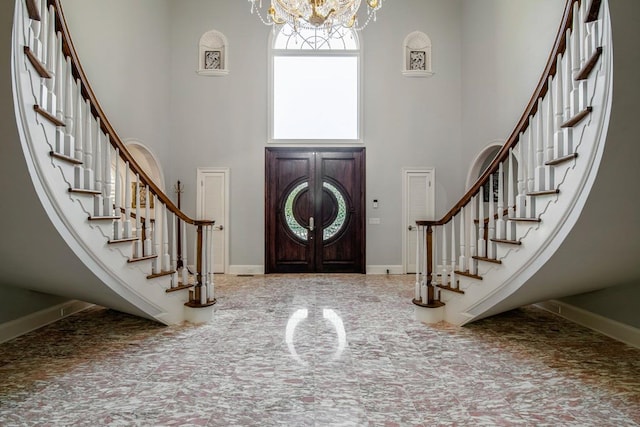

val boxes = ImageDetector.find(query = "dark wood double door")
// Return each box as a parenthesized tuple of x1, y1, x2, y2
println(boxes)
(265, 148, 365, 273)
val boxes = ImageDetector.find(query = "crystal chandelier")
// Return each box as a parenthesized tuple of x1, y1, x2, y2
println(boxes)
(249, 0, 383, 31)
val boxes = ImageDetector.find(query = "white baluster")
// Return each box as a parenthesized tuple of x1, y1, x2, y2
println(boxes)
(54, 35, 64, 153)
(37, 0, 48, 108)
(134, 175, 142, 258)
(144, 186, 152, 256)
(44, 6, 56, 114)
(477, 186, 486, 258)
(545, 77, 556, 190)
(440, 224, 448, 285)
(161, 205, 171, 272)
(534, 98, 545, 191)
(487, 173, 496, 259)
(506, 149, 517, 240)
(563, 29, 575, 155)
(554, 54, 565, 159)
(515, 136, 526, 218)
(571, 2, 587, 116)
(73, 78, 84, 189)
(113, 149, 122, 240)
(93, 119, 103, 217)
(28, 1, 43, 61)
(83, 100, 94, 190)
(102, 136, 113, 217)
(496, 162, 506, 240)
(123, 162, 132, 239)
(579, 0, 587, 69)
(563, 29, 572, 121)
(152, 198, 161, 274)
(450, 217, 457, 288)
(62, 58, 75, 157)
(458, 205, 467, 274)
(576, 1, 589, 113)
(469, 195, 477, 275)
(171, 212, 178, 288)
(526, 122, 536, 219)
(181, 221, 188, 285)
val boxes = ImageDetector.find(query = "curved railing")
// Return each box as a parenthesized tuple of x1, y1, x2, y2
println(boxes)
(22, 0, 216, 309)
(414, 0, 606, 310)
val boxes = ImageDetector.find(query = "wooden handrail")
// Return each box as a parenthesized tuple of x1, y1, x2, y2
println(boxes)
(422, 0, 577, 227)
(47, 0, 212, 226)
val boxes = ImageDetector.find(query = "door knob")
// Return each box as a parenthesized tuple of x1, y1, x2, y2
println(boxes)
(408, 225, 414, 231)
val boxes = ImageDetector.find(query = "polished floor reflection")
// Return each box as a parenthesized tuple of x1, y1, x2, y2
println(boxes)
(1, 274, 639, 426)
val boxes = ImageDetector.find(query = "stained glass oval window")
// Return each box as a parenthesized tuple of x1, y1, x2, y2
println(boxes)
(284, 182, 308, 241)
(323, 182, 347, 241)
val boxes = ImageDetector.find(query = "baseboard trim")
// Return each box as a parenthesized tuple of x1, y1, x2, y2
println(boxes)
(228, 265, 265, 275)
(366, 265, 404, 275)
(0, 300, 94, 344)
(536, 300, 640, 349)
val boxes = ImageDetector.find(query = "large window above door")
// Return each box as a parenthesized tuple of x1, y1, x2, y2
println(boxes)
(269, 24, 362, 143)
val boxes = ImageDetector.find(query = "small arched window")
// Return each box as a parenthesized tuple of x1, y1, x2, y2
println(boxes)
(269, 24, 362, 143)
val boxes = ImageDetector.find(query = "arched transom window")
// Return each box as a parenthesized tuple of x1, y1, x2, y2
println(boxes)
(270, 24, 361, 143)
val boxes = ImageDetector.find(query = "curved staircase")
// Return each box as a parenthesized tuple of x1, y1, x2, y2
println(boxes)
(2, 0, 216, 325)
(412, 0, 639, 325)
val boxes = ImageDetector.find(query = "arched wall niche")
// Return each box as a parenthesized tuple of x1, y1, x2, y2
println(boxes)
(125, 140, 166, 192)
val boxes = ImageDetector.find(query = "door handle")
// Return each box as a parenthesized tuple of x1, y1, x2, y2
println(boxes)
(408, 225, 414, 231)
(308, 217, 314, 231)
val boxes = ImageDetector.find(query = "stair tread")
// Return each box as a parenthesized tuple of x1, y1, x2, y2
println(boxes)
(546, 153, 578, 166)
(472, 256, 502, 264)
(586, 0, 602, 22)
(437, 283, 465, 294)
(108, 237, 138, 244)
(69, 188, 101, 195)
(527, 189, 560, 196)
(24, 46, 50, 78)
(166, 283, 194, 293)
(576, 47, 603, 80)
(88, 215, 119, 221)
(50, 151, 83, 165)
(508, 217, 541, 223)
(127, 255, 158, 263)
(147, 270, 176, 280)
(455, 270, 483, 280)
(491, 238, 522, 245)
(561, 106, 592, 128)
(34, 105, 65, 127)
(25, 0, 40, 21)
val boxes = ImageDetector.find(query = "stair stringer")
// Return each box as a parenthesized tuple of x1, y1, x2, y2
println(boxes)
(5, 0, 186, 325)
(438, 0, 614, 326)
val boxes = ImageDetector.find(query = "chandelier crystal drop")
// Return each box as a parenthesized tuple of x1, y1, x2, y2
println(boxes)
(249, 0, 383, 32)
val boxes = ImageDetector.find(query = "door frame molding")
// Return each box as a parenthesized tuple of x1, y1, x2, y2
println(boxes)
(196, 167, 230, 274)
(402, 167, 436, 274)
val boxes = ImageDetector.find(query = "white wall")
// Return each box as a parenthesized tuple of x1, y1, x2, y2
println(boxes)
(61, 0, 173, 173)
(460, 0, 565, 171)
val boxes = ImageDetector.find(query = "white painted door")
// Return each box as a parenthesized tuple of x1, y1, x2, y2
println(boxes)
(403, 169, 435, 274)
(197, 168, 229, 274)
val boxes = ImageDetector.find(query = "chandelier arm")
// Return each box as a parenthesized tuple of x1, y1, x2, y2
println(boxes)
(249, 0, 383, 31)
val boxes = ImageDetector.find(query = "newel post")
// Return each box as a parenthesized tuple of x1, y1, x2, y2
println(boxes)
(185, 220, 216, 310)
(413, 222, 445, 310)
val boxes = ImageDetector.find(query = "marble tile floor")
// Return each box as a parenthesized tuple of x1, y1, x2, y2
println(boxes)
(0, 274, 639, 426)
